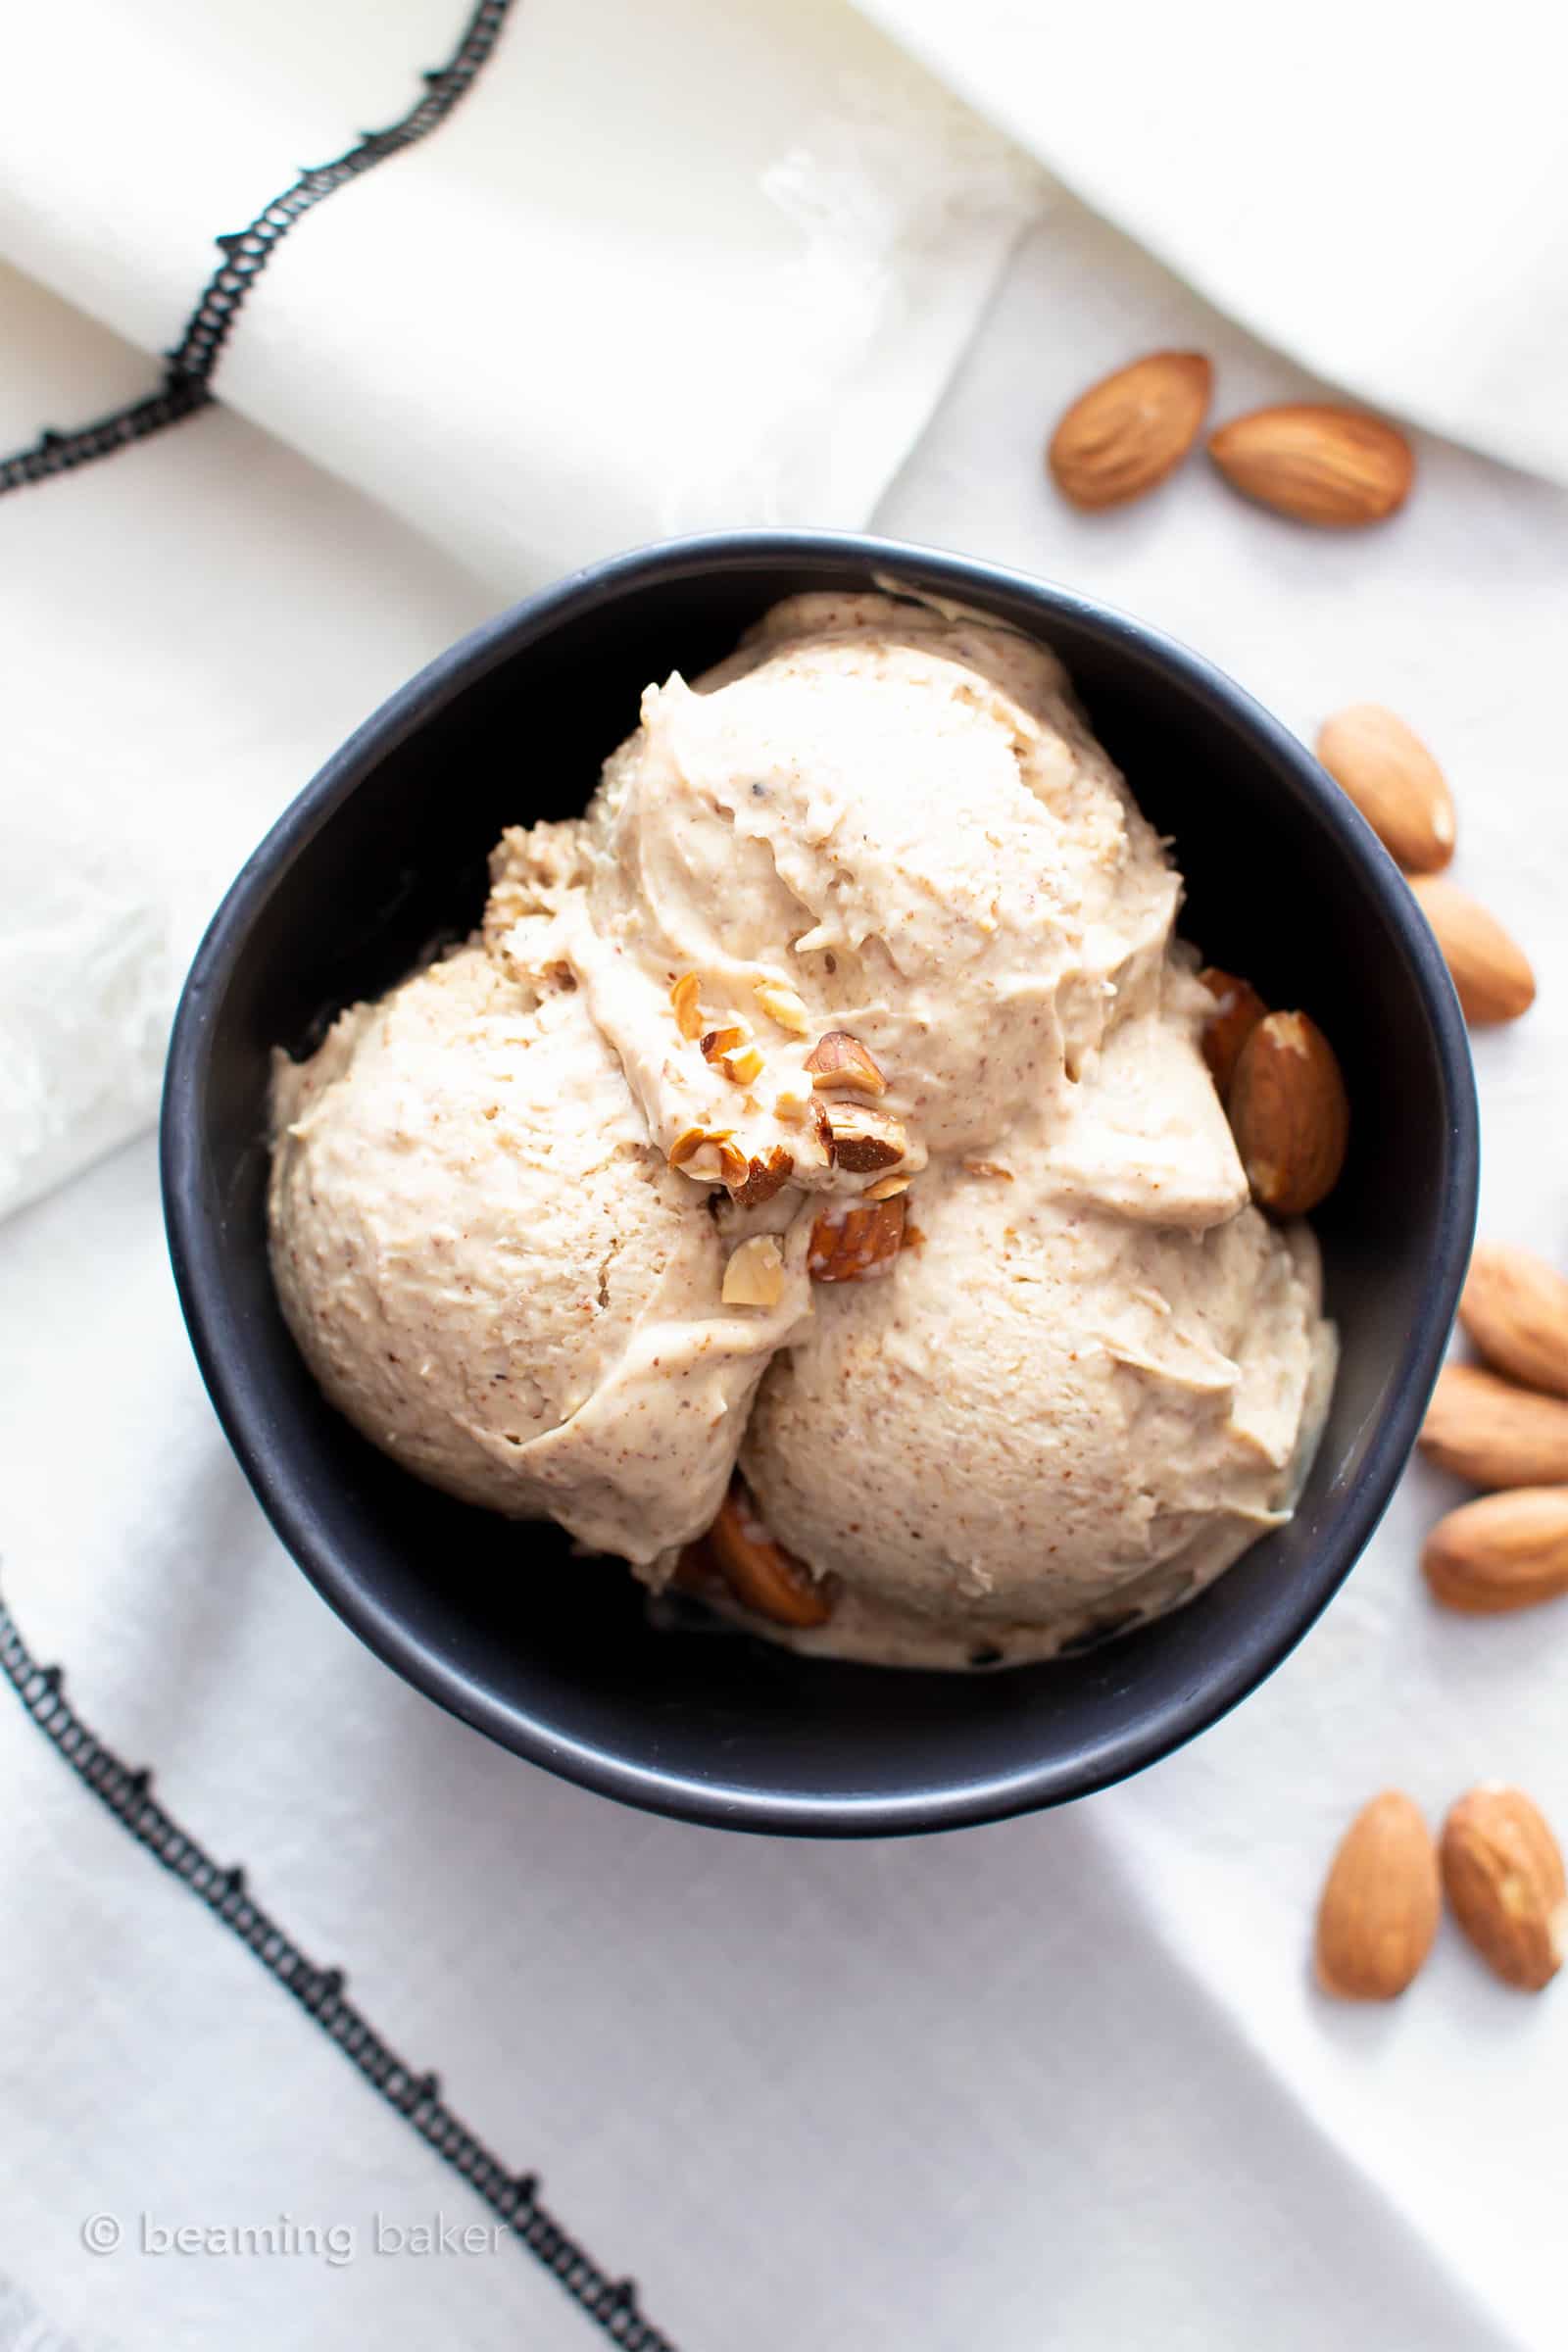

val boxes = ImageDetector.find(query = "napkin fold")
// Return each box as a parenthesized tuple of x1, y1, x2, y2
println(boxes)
(0, 0, 1039, 1221)
(855, 0, 1568, 484)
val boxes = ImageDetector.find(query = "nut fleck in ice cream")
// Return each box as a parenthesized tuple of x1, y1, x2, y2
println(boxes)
(269, 593, 1337, 1668)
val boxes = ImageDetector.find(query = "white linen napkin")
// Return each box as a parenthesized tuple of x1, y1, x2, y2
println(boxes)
(0, 0, 1038, 1221)
(856, 0, 1568, 484)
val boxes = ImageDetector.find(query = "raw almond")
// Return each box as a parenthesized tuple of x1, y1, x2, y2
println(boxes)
(822, 1102, 906, 1173)
(1441, 1786, 1567, 1991)
(1048, 350, 1212, 512)
(1315, 705, 1455, 873)
(1406, 875, 1535, 1024)
(1314, 1791, 1441, 2000)
(1460, 1243, 1568, 1398)
(803, 1030, 887, 1095)
(707, 1484, 834, 1629)
(1226, 1010, 1349, 1215)
(731, 1146, 795, 1207)
(1197, 966, 1268, 1096)
(807, 1194, 906, 1283)
(720, 1234, 785, 1308)
(1422, 1486, 1568, 1613)
(1208, 404, 1414, 527)
(1418, 1363, 1568, 1490)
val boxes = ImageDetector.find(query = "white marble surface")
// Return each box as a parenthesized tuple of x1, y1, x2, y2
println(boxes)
(4, 152, 1568, 2352)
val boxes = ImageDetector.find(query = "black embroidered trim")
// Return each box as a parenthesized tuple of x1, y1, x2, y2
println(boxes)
(0, 0, 514, 500)
(0, 1588, 679, 2352)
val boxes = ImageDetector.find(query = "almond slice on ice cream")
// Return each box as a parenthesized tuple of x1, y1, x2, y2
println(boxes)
(721, 1235, 785, 1308)
(823, 1103, 906, 1173)
(731, 1146, 795, 1206)
(669, 972, 704, 1040)
(804, 1030, 887, 1095)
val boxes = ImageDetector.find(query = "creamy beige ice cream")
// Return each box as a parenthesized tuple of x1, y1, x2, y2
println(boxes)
(270, 591, 1336, 1664)
(270, 926, 809, 1566)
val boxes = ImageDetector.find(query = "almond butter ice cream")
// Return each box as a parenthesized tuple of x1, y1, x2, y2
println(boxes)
(269, 591, 1336, 1666)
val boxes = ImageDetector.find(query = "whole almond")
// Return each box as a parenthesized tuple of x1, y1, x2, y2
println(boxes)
(1049, 351, 1212, 511)
(1315, 705, 1456, 873)
(1418, 1364, 1568, 1490)
(1315, 1791, 1441, 2000)
(1208, 404, 1414, 527)
(1423, 1487, 1568, 1614)
(1441, 1786, 1567, 1991)
(1197, 966, 1268, 1097)
(1227, 1010, 1349, 1215)
(1460, 1243, 1568, 1399)
(1406, 875, 1535, 1024)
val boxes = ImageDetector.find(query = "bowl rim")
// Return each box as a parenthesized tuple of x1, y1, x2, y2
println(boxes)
(162, 527, 1480, 1837)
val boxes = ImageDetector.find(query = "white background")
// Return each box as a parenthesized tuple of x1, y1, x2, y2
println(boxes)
(3, 6, 1568, 2348)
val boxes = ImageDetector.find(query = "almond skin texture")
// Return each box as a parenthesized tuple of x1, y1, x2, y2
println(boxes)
(1406, 875, 1536, 1024)
(1418, 1363, 1568, 1490)
(705, 1485, 834, 1629)
(1227, 1010, 1349, 1215)
(1423, 1487, 1568, 1614)
(1315, 705, 1456, 873)
(1441, 1786, 1567, 1991)
(1198, 966, 1268, 1097)
(1048, 351, 1212, 511)
(1315, 1791, 1441, 2000)
(1460, 1243, 1568, 1398)
(1208, 404, 1414, 526)
(808, 1194, 906, 1283)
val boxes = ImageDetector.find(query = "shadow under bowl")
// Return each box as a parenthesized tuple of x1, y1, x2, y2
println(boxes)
(162, 531, 1478, 1836)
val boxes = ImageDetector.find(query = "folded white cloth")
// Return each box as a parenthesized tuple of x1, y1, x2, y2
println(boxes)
(4, 6, 1568, 2349)
(0, 0, 1036, 1222)
(857, 0, 1568, 484)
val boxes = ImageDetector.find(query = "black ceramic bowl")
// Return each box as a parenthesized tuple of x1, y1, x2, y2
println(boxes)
(163, 531, 1477, 1836)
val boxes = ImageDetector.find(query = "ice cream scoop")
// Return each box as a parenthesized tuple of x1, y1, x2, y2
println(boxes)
(269, 933, 808, 1566)
(739, 1159, 1335, 1667)
(486, 593, 1195, 1203)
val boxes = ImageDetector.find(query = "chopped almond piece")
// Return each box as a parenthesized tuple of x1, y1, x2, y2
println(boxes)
(804, 1030, 887, 1095)
(708, 1484, 834, 1628)
(700, 1025, 748, 1062)
(754, 980, 811, 1036)
(863, 1173, 910, 1200)
(716, 1141, 750, 1188)
(824, 1103, 906, 1173)
(669, 973, 704, 1040)
(668, 1124, 733, 1171)
(721, 1235, 785, 1307)
(808, 1195, 906, 1282)
(720, 1043, 765, 1087)
(733, 1146, 795, 1206)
